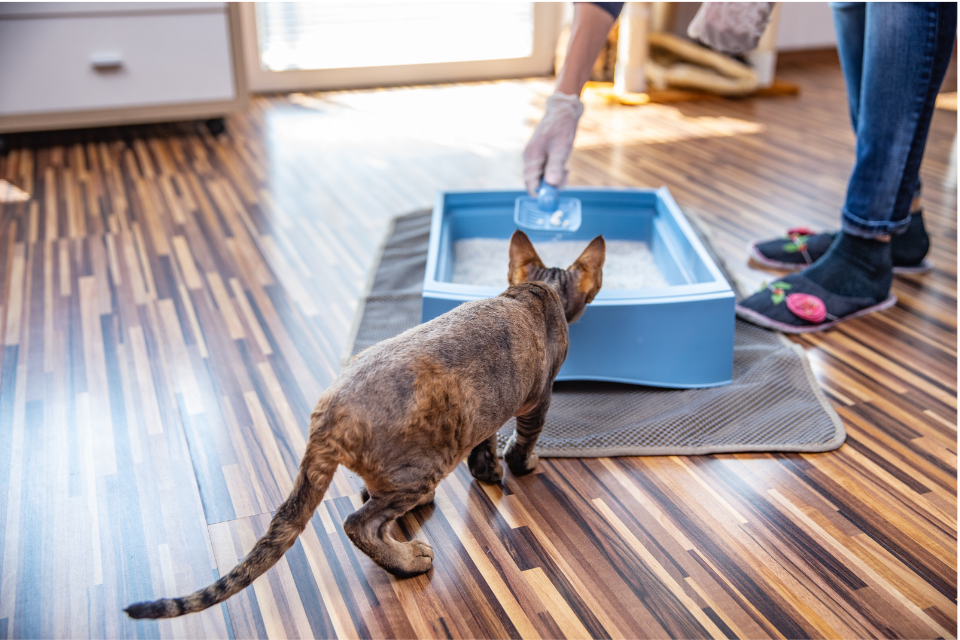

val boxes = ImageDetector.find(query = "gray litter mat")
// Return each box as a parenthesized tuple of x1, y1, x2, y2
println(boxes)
(343, 210, 844, 456)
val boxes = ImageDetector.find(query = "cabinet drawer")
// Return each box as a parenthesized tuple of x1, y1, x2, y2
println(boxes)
(0, 3, 226, 18)
(0, 11, 236, 116)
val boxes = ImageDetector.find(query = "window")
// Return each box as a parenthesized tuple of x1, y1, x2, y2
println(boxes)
(256, 3, 535, 71)
(240, 2, 561, 93)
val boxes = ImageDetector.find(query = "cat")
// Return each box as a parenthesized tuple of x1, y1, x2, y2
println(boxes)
(125, 230, 605, 619)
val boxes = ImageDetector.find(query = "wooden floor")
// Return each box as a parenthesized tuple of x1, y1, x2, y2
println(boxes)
(0, 55, 955, 639)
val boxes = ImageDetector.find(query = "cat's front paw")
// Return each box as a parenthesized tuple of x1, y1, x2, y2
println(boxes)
(472, 462, 503, 484)
(504, 436, 539, 476)
(468, 445, 503, 484)
(506, 451, 539, 476)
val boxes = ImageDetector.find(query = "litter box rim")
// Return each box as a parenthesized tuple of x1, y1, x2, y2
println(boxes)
(423, 186, 734, 305)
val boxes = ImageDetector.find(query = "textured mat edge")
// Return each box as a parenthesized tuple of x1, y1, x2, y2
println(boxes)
(340, 215, 401, 369)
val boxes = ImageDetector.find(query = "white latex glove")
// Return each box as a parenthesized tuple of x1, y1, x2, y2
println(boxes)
(522, 92, 585, 196)
(687, 2, 775, 55)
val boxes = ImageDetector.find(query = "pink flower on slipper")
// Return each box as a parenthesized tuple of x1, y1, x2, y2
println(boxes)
(787, 227, 815, 237)
(786, 293, 827, 323)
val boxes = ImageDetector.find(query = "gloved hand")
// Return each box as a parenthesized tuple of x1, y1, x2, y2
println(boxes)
(687, 2, 775, 55)
(522, 92, 585, 196)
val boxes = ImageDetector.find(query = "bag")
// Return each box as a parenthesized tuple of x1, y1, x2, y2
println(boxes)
(687, 2, 776, 55)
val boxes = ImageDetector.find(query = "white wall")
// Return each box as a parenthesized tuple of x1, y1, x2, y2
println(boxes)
(775, 2, 837, 52)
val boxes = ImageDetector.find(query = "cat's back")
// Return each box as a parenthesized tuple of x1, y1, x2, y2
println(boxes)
(366, 282, 564, 363)
(335, 282, 566, 407)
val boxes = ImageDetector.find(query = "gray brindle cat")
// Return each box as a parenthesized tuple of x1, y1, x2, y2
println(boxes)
(126, 230, 605, 619)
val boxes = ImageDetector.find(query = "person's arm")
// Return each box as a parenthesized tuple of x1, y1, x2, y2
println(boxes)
(523, 3, 620, 194)
(556, 3, 619, 96)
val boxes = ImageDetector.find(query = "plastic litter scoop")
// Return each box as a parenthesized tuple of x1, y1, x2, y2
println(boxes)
(514, 182, 582, 233)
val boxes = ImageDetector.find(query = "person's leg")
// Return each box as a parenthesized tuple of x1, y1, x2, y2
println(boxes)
(831, 2, 866, 133)
(805, 2, 954, 295)
(738, 2, 956, 333)
(838, 2, 955, 240)
(748, 2, 941, 274)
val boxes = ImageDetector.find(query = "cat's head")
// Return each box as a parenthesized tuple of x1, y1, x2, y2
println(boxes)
(508, 230, 605, 324)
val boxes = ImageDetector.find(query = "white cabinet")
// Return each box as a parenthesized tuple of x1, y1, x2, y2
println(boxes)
(0, 2, 246, 133)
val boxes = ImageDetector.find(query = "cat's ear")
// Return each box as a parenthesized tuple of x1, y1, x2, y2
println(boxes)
(508, 230, 545, 285)
(570, 235, 606, 303)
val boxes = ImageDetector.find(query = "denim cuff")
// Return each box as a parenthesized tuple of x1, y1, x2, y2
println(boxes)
(841, 208, 912, 238)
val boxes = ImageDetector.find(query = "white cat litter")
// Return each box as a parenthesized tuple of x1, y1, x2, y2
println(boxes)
(450, 238, 670, 290)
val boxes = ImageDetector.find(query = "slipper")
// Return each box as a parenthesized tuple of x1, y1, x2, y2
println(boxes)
(891, 258, 935, 275)
(749, 226, 933, 274)
(735, 275, 897, 334)
(748, 227, 836, 271)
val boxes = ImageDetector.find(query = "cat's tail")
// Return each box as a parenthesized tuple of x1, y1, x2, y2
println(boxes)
(125, 448, 337, 619)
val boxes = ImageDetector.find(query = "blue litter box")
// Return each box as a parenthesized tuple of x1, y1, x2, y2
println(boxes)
(421, 187, 735, 388)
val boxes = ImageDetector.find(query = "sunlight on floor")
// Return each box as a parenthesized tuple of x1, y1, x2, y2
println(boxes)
(280, 83, 539, 158)
(282, 80, 766, 160)
(264, 80, 770, 226)
(576, 103, 766, 148)
(263, 83, 540, 229)
(0, 179, 30, 203)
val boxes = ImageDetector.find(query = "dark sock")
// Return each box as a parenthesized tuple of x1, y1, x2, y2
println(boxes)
(892, 211, 930, 267)
(802, 231, 892, 301)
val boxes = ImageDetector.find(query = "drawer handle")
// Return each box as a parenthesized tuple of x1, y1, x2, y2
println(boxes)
(90, 53, 123, 70)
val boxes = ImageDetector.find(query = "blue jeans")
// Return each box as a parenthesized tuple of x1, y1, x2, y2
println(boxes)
(831, 2, 956, 238)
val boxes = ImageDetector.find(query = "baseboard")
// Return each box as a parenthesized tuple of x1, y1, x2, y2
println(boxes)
(776, 47, 839, 68)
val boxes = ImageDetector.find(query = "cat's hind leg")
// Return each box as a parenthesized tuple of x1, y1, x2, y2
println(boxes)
(504, 397, 550, 476)
(359, 486, 434, 506)
(415, 489, 436, 506)
(343, 490, 435, 577)
(468, 434, 503, 483)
